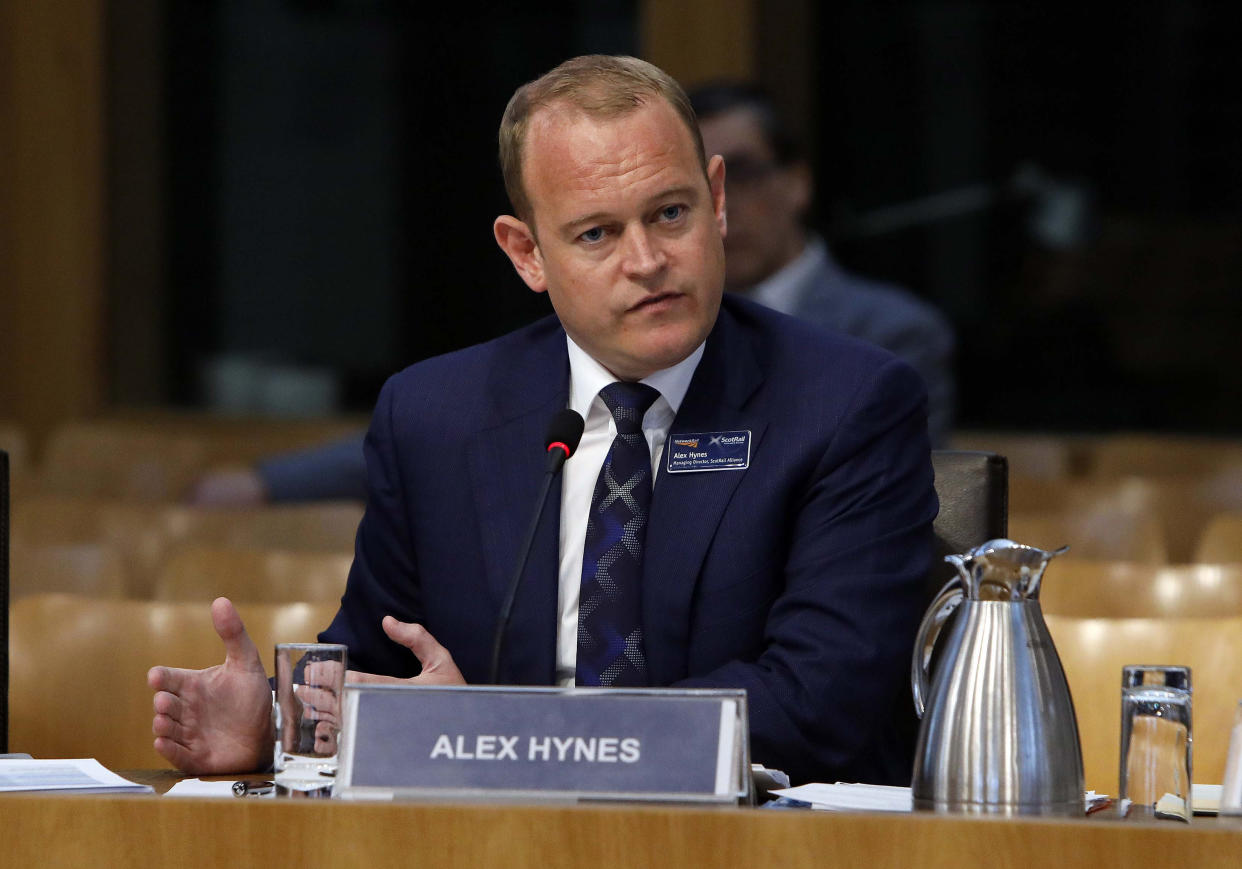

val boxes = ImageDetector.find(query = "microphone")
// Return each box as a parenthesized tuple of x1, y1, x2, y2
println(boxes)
(489, 409, 584, 684)
(542, 408, 585, 474)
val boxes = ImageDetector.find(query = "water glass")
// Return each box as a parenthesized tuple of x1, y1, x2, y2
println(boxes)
(1119, 665, 1192, 821)
(274, 643, 348, 798)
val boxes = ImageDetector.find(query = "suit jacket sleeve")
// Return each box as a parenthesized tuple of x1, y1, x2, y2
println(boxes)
(674, 355, 936, 785)
(318, 377, 425, 676)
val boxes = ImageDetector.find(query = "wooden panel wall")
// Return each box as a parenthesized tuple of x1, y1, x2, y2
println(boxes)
(0, 1, 107, 456)
(640, 0, 757, 89)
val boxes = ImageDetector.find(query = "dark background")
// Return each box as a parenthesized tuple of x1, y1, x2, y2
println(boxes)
(153, 1, 1242, 433)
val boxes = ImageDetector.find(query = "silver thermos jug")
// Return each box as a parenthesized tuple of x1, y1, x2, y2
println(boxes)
(911, 539, 1084, 815)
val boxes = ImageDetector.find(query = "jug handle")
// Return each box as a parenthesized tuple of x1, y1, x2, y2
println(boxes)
(911, 577, 965, 719)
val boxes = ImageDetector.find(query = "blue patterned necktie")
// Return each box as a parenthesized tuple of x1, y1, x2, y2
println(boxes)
(576, 381, 661, 687)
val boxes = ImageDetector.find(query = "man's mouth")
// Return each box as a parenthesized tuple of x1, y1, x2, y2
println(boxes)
(629, 292, 682, 312)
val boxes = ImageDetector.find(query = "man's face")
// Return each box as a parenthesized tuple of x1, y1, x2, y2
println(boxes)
(494, 99, 727, 381)
(698, 107, 810, 293)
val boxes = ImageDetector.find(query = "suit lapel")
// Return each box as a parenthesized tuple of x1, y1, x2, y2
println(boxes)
(643, 305, 768, 683)
(466, 321, 569, 685)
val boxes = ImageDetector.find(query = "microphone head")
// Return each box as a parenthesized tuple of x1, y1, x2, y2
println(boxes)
(545, 409, 585, 459)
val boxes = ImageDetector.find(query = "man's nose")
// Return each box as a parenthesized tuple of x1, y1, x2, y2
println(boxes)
(619, 226, 667, 280)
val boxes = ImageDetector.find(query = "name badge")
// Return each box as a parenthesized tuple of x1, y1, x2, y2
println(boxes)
(335, 686, 750, 804)
(665, 430, 751, 474)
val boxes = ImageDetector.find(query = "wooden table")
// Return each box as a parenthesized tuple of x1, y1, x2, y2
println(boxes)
(4, 771, 1241, 868)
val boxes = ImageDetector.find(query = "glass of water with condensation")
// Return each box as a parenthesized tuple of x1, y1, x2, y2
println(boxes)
(275, 643, 348, 798)
(1119, 665, 1192, 822)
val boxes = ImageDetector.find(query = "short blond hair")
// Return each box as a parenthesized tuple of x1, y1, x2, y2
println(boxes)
(498, 55, 706, 223)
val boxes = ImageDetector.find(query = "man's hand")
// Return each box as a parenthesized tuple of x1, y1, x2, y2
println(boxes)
(347, 616, 466, 686)
(148, 597, 274, 774)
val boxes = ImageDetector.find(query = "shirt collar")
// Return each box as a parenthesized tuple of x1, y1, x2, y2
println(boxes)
(566, 335, 705, 421)
(748, 235, 827, 315)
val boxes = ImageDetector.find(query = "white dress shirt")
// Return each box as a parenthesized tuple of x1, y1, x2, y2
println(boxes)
(554, 335, 705, 686)
(749, 234, 822, 316)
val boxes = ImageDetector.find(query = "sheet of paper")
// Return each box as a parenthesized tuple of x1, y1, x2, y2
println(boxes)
(1192, 783, 1221, 815)
(770, 782, 913, 812)
(0, 758, 153, 794)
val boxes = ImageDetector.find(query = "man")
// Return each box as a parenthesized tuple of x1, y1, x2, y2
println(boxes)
(689, 83, 955, 446)
(149, 56, 936, 785)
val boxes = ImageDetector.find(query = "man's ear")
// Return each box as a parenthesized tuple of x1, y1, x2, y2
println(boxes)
(707, 154, 727, 239)
(494, 215, 547, 293)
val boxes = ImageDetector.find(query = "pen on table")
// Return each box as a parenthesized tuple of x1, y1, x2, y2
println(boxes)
(232, 780, 275, 797)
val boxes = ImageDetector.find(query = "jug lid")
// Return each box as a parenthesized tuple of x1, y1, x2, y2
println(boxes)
(944, 538, 1069, 600)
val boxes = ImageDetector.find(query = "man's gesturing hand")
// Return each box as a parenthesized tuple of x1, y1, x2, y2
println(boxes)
(148, 597, 275, 774)
(348, 616, 466, 686)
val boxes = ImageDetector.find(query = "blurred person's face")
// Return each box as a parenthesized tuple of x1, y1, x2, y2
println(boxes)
(494, 98, 727, 380)
(699, 107, 811, 293)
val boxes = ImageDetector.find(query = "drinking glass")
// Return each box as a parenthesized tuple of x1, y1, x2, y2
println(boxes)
(274, 643, 348, 798)
(1119, 665, 1192, 822)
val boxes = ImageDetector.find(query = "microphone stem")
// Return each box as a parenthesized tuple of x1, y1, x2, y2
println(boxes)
(489, 452, 564, 684)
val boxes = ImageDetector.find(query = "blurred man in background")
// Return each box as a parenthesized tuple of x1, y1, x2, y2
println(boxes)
(690, 82, 955, 446)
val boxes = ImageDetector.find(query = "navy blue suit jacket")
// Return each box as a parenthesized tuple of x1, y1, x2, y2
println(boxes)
(321, 295, 937, 784)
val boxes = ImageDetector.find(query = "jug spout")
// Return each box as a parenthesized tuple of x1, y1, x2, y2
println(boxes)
(949, 538, 1069, 600)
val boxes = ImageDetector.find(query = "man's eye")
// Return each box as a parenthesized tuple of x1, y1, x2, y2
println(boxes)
(580, 227, 605, 243)
(658, 205, 685, 222)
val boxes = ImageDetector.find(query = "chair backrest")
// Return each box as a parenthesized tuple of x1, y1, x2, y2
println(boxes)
(1009, 510, 1169, 563)
(38, 422, 210, 501)
(9, 541, 129, 599)
(1196, 513, 1242, 563)
(11, 497, 363, 597)
(950, 431, 1083, 480)
(1046, 613, 1242, 794)
(1009, 474, 1242, 563)
(1, 449, 9, 751)
(8, 594, 339, 768)
(1088, 434, 1242, 479)
(165, 502, 364, 551)
(929, 450, 1008, 593)
(1040, 560, 1242, 618)
(153, 546, 352, 603)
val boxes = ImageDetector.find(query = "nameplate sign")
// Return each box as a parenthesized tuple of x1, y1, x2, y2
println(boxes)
(335, 685, 749, 804)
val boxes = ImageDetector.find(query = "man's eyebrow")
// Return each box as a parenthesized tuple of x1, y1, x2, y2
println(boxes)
(560, 184, 703, 237)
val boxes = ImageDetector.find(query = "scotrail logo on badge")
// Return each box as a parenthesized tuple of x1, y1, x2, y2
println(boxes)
(666, 430, 751, 474)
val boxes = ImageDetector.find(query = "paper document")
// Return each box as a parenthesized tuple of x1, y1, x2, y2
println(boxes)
(1191, 783, 1220, 815)
(0, 758, 153, 794)
(770, 782, 913, 812)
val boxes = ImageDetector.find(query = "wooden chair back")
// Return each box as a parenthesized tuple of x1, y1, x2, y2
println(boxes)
(153, 546, 352, 603)
(1045, 614, 1242, 794)
(38, 423, 209, 501)
(1040, 560, 1242, 618)
(163, 502, 363, 551)
(1196, 513, 1242, 564)
(9, 542, 128, 599)
(99, 410, 365, 466)
(11, 497, 362, 597)
(1088, 434, 1242, 479)
(1010, 511, 1168, 563)
(8, 594, 339, 769)
(1009, 475, 1242, 563)
(951, 431, 1085, 480)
